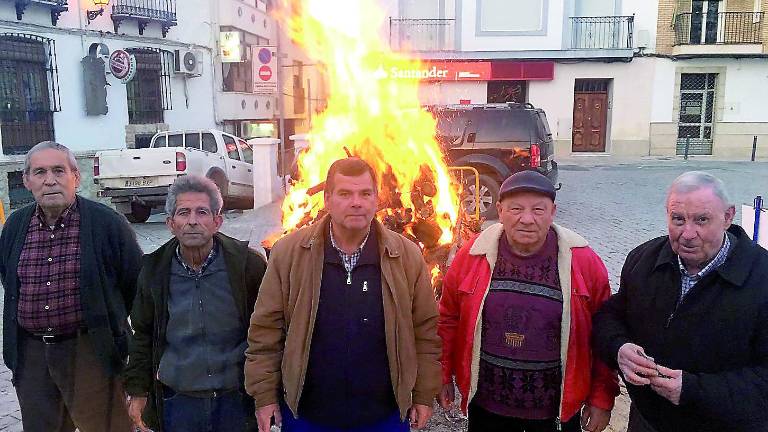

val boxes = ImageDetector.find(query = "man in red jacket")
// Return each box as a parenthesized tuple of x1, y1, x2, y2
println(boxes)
(438, 170, 618, 432)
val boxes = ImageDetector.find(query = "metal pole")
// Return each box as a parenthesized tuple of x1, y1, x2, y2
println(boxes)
(752, 135, 758, 162)
(684, 136, 691, 160)
(275, 22, 287, 193)
(307, 77, 312, 127)
(754, 196, 763, 244)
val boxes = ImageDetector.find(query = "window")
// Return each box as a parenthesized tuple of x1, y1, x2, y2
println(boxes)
(223, 45, 253, 93)
(0, 34, 60, 155)
(474, 111, 532, 143)
(223, 135, 241, 160)
(126, 48, 173, 124)
(478, 0, 546, 33)
(153, 134, 167, 147)
(8, 171, 34, 209)
(487, 81, 527, 103)
(202, 133, 217, 153)
(238, 139, 253, 163)
(185, 133, 201, 150)
(168, 134, 183, 147)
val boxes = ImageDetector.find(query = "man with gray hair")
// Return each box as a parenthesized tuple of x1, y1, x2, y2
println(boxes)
(593, 171, 768, 432)
(0, 141, 142, 431)
(124, 174, 266, 432)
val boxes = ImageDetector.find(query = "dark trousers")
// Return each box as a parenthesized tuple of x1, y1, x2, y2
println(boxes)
(280, 402, 409, 432)
(162, 387, 257, 432)
(627, 405, 659, 432)
(15, 330, 132, 432)
(468, 403, 581, 432)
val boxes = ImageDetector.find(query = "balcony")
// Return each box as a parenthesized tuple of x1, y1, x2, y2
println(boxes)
(389, 18, 455, 52)
(111, 0, 177, 37)
(569, 16, 634, 50)
(9, 0, 68, 25)
(673, 12, 764, 56)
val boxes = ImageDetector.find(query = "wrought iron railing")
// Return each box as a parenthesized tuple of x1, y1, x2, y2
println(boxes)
(390, 18, 455, 51)
(112, 0, 177, 36)
(9, 0, 68, 24)
(569, 16, 634, 49)
(674, 12, 764, 45)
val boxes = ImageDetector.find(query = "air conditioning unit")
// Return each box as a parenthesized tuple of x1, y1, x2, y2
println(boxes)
(174, 49, 203, 76)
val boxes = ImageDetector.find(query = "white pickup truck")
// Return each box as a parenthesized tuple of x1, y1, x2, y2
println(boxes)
(95, 129, 255, 223)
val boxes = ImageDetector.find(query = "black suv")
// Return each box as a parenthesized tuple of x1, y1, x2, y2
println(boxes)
(430, 103, 559, 219)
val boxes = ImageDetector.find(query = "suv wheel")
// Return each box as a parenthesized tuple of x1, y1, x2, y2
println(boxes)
(124, 202, 151, 223)
(462, 174, 500, 219)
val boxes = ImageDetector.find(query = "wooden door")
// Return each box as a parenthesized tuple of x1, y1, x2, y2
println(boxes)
(572, 92, 608, 152)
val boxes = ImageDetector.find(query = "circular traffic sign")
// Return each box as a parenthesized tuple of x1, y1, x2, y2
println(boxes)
(109, 50, 137, 83)
(258, 47, 272, 64)
(258, 65, 273, 81)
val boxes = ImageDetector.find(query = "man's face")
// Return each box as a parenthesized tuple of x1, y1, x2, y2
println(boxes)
(23, 148, 81, 212)
(324, 172, 378, 233)
(166, 192, 223, 249)
(496, 191, 556, 255)
(667, 187, 734, 269)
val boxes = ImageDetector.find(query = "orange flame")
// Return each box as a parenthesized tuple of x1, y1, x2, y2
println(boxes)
(430, 265, 441, 286)
(275, 0, 459, 245)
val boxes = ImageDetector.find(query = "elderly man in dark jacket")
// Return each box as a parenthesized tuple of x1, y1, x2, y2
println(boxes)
(0, 141, 142, 431)
(124, 175, 266, 432)
(593, 171, 768, 432)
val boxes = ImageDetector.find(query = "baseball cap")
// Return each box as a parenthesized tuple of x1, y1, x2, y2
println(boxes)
(498, 170, 556, 201)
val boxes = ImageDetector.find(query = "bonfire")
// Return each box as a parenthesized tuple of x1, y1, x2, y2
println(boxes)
(264, 0, 483, 297)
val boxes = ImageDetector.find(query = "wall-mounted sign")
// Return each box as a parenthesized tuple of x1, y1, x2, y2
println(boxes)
(109, 49, 137, 83)
(220, 31, 243, 63)
(375, 61, 555, 82)
(254, 46, 277, 95)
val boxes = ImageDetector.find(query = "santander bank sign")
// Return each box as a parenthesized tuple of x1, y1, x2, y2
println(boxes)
(375, 61, 492, 81)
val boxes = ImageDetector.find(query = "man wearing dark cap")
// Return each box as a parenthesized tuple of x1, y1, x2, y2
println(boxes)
(438, 170, 619, 432)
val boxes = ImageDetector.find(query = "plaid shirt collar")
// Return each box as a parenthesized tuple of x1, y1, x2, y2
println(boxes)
(678, 233, 731, 297)
(329, 222, 371, 273)
(175, 238, 219, 276)
(33, 199, 78, 229)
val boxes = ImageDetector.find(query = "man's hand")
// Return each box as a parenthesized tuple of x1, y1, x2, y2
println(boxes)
(438, 383, 455, 410)
(256, 403, 282, 432)
(580, 404, 611, 432)
(649, 365, 683, 405)
(408, 403, 433, 429)
(618, 343, 660, 386)
(127, 396, 150, 432)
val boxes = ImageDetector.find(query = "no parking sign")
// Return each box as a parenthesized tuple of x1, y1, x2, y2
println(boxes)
(254, 46, 277, 95)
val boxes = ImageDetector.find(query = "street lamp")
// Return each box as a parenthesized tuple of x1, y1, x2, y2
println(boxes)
(87, 0, 110, 24)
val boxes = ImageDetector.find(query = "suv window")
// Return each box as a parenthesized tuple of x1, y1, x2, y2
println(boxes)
(185, 133, 201, 150)
(473, 110, 532, 143)
(167, 134, 183, 147)
(223, 135, 241, 160)
(536, 111, 552, 141)
(435, 111, 469, 148)
(202, 133, 217, 153)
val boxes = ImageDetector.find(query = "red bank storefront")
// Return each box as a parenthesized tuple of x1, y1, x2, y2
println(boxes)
(383, 60, 555, 105)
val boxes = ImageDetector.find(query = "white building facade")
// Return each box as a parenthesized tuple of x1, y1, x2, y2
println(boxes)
(383, 0, 660, 157)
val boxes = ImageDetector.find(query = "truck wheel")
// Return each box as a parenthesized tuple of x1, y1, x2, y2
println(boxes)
(462, 174, 500, 220)
(124, 202, 151, 223)
(207, 173, 229, 209)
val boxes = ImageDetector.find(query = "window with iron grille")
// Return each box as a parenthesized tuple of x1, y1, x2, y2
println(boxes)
(677, 73, 717, 155)
(0, 33, 61, 155)
(488, 80, 527, 103)
(125, 48, 173, 124)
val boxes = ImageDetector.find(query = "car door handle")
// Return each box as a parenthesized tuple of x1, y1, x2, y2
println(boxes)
(232, 165, 236, 169)
(247, 169, 252, 173)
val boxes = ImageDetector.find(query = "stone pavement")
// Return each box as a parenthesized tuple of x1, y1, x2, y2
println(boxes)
(0, 158, 766, 431)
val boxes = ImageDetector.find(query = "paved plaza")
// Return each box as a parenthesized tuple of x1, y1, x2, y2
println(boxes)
(1, 158, 766, 431)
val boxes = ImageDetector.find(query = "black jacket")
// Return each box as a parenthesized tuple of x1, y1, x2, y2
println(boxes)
(593, 225, 768, 432)
(0, 195, 142, 379)
(124, 232, 266, 430)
